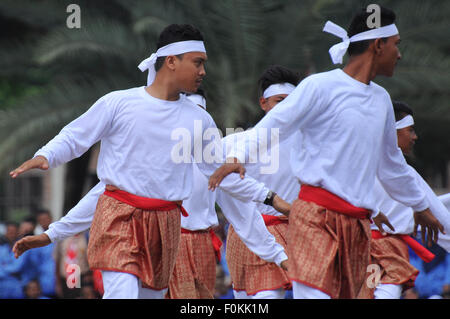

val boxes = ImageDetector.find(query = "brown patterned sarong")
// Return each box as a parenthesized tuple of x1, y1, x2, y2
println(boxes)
(87, 194, 181, 290)
(287, 199, 371, 299)
(226, 219, 290, 296)
(357, 235, 419, 299)
(167, 230, 218, 299)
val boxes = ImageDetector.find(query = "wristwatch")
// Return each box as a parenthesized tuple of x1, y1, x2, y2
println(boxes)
(264, 190, 277, 206)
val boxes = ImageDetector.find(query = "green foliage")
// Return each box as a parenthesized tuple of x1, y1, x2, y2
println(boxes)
(0, 0, 449, 184)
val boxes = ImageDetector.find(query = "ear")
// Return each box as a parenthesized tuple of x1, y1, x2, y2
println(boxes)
(259, 96, 268, 112)
(373, 38, 385, 56)
(165, 55, 178, 71)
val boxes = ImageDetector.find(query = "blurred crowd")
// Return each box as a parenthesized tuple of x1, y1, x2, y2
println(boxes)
(0, 210, 102, 299)
(0, 210, 235, 299)
(1, 210, 450, 299)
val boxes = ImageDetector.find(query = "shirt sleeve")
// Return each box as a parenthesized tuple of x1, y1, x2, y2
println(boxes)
(413, 173, 450, 252)
(34, 95, 115, 168)
(194, 114, 270, 203)
(44, 182, 105, 242)
(377, 101, 428, 212)
(215, 190, 288, 266)
(227, 77, 324, 163)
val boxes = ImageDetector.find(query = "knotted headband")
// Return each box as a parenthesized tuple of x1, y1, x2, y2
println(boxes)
(138, 40, 206, 85)
(263, 83, 296, 98)
(396, 115, 414, 129)
(323, 21, 398, 64)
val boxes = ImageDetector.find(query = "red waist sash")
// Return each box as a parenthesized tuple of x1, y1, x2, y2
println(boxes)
(181, 228, 223, 261)
(298, 185, 371, 219)
(104, 188, 188, 217)
(262, 214, 289, 226)
(371, 230, 435, 263)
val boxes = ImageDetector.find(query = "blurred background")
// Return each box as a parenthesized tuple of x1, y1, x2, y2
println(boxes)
(0, 0, 449, 299)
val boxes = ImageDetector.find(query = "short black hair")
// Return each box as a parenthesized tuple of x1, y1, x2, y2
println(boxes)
(154, 24, 204, 72)
(258, 65, 301, 97)
(36, 209, 51, 217)
(393, 101, 413, 121)
(6, 221, 19, 228)
(23, 216, 36, 225)
(347, 5, 396, 57)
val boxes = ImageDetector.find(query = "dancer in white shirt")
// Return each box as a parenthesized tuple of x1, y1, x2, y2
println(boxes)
(10, 24, 290, 299)
(209, 7, 444, 299)
(224, 65, 300, 299)
(358, 101, 450, 299)
(167, 90, 288, 299)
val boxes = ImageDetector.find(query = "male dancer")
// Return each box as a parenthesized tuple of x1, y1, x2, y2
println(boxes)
(359, 101, 450, 299)
(224, 65, 300, 299)
(209, 7, 444, 298)
(167, 90, 288, 299)
(10, 24, 289, 298)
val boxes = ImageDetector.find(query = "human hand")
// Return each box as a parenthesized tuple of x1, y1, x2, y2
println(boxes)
(372, 212, 395, 236)
(208, 157, 245, 191)
(12, 233, 51, 258)
(413, 208, 445, 247)
(9, 156, 49, 178)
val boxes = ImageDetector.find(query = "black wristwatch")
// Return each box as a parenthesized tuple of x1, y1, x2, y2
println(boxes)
(264, 190, 277, 206)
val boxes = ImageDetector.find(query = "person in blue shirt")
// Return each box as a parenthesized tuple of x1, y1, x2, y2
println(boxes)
(0, 222, 36, 298)
(32, 210, 57, 298)
(409, 242, 450, 298)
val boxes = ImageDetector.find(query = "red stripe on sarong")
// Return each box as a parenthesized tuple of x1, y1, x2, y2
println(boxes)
(298, 185, 370, 219)
(104, 188, 188, 217)
(371, 230, 435, 263)
(181, 228, 223, 261)
(262, 214, 288, 226)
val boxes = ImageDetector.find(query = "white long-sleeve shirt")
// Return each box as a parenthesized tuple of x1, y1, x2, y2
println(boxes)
(180, 161, 219, 231)
(42, 87, 286, 265)
(35, 86, 269, 203)
(441, 193, 450, 211)
(371, 165, 450, 252)
(228, 69, 428, 213)
(45, 181, 104, 242)
(223, 131, 301, 217)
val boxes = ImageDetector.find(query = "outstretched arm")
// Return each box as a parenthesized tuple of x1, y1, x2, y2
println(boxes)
(13, 182, 105, 258)
(209, 77, 323, 189)
(10, 94, 114, 178)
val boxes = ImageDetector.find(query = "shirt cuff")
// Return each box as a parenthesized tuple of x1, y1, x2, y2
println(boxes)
(371, 209, 380, 219)
(34, 150, 52, 168)
(411, 198, 429, 212)
(254, 187, 270, 203)
(44, 228, 58, 243)
(273, 250, 288, 267)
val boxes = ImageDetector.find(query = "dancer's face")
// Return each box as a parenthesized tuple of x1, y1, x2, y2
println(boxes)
(397, 124, 418, 156)
(376, 35, 402, 77)
(172, 52, 207, 94)
(259, 94, 288, 113)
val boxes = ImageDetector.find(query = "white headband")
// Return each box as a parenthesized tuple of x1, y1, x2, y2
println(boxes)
(396, 115, 414, 129)
(138, 40, 206, 86)
(186, 93, 206, 109)
(323, 21, 399, 64)
(263, 83, 296, 99)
